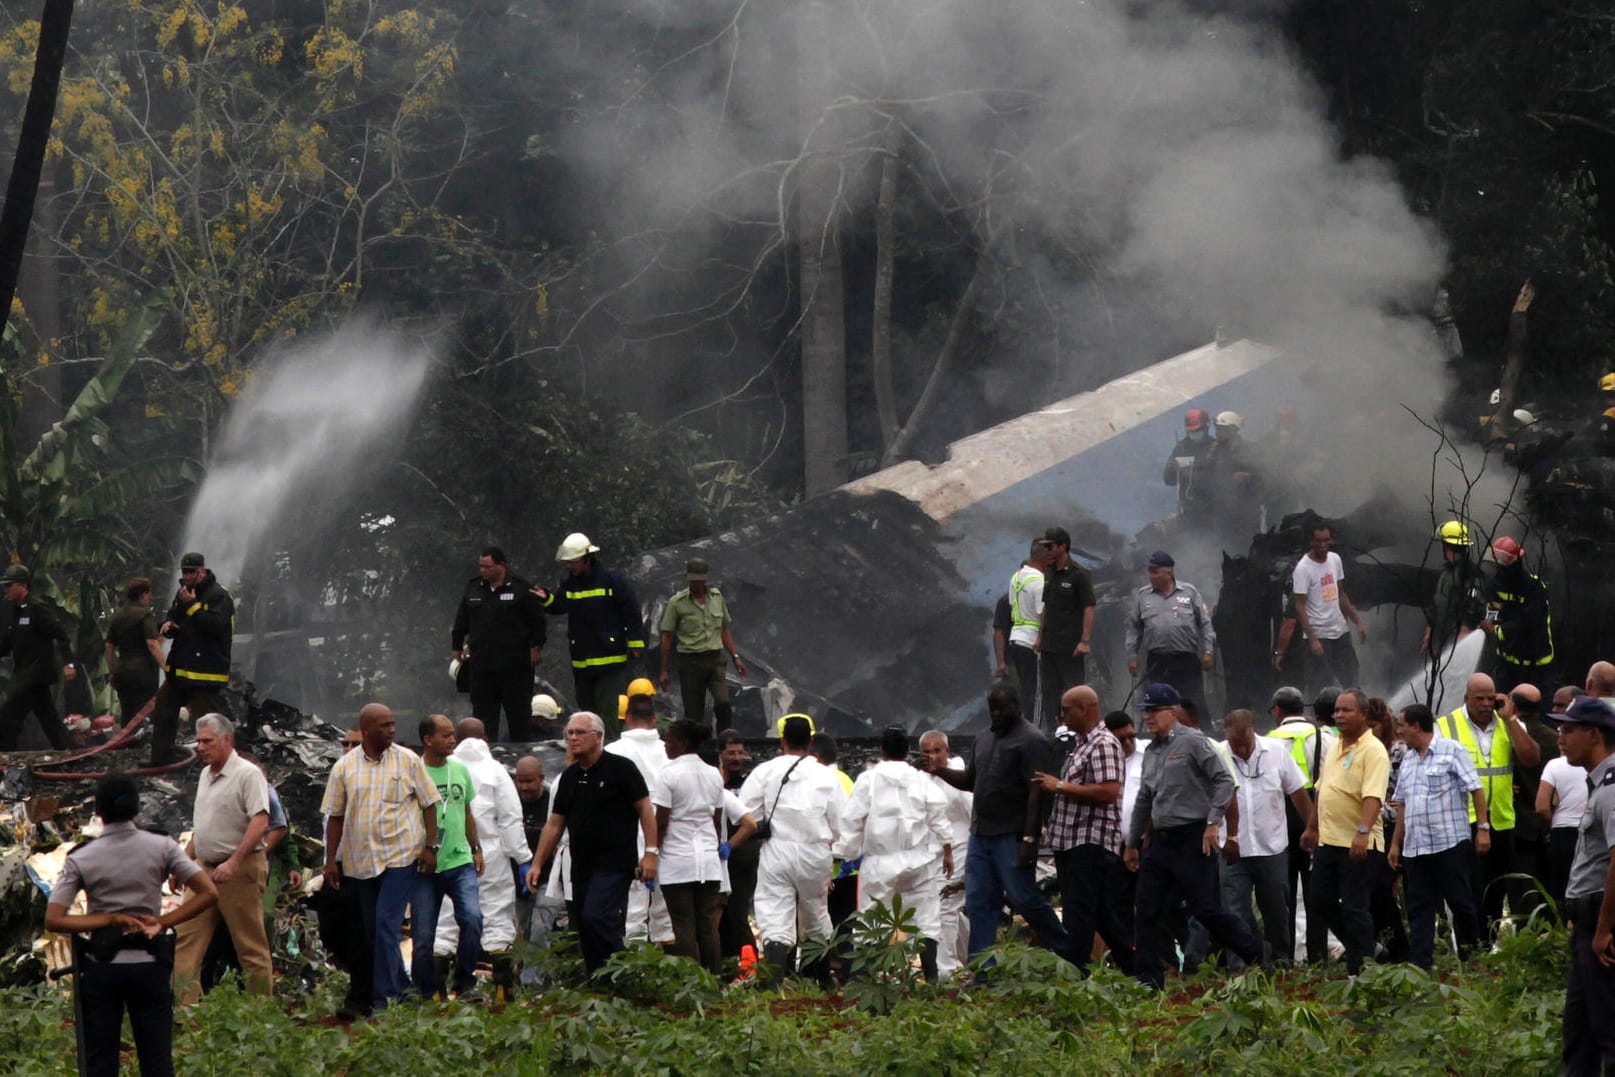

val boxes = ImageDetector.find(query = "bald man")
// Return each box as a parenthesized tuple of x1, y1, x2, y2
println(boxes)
(1588, 662, 1615, 699)
(1033, 686, 1133, 973)
(1437, 672, 1542, 935)
(320, 703, 441, 1018)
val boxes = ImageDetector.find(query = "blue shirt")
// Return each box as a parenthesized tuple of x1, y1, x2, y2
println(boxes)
(1395, 737, 1482, 857)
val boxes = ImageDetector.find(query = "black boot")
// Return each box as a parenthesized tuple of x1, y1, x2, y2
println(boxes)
(761, 942, 793, 987)
(920, 939, 939, 984)
(490, 951, 515, 1002)
(432, 955, 452, 999)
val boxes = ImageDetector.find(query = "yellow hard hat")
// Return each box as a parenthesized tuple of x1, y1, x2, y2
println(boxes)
(775, 712, 815, 737)
(1601, 372, 1615, 393)
(626, 677, 656, 698)
(1437, 520, 1471, 546)
(617, 694, 629, 720)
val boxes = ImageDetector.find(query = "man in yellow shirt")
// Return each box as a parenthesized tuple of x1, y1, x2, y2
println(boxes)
(1301, 689, 1389, 976)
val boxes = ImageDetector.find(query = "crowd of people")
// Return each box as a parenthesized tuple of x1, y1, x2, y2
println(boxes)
(11, 504, 1610, 1076)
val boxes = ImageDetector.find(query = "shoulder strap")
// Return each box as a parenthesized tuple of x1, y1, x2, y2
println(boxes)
(766, 756, 808, 824)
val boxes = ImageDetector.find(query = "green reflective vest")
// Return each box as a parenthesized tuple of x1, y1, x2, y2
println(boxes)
(1010, 566, 1042, 630)
(1268, 722, 1321, 789)
(1438, 707, 1514, 829)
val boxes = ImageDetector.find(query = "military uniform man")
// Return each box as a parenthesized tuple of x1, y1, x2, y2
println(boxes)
(0, 564, 76, 750)
(1125, 551, 1216, 720)
(1552, 695, 1615, 1073)
(658, 558, 747, 729)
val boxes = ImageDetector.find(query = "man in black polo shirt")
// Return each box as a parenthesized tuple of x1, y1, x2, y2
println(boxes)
(924, 684, 1072, 964)
(1037, 527, 1096, 733)
(525, 711, 658, 971)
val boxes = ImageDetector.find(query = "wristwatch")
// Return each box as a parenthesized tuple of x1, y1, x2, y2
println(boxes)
(645, 847, 660, 856)
(1477, 822, 1491, 830)
(1355, 826, 1371, 835)
(1020, 836, 1037, 844)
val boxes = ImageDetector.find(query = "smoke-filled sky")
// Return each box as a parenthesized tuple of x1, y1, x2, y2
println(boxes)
(540, 0, 1451, 450)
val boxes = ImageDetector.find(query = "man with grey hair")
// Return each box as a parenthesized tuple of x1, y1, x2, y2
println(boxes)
(526, 711, 658, 971)
(173, 712, 274, 1002)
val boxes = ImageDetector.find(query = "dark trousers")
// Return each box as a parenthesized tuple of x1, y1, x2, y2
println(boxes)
(0, 682, 69, 750)
(573, 667, 628, 743)
(1303, 635, 1359, 698)
(1007, 643, 1039, 724)
(1134, 825, 1260, 989)
(1223, 852, 1291, 966)
(111, 671, 159, 723)
(470, 666, 534, 742)
(719, 843, 761, 959)
(148, 677, 223, 764)
(1310, 845, 1374, 974)
(964, 833, 1071, 961)
(338, 872, 377, 1013)
(1404, 840, 1483, 969)
(1565, 910, 1615, 1075)
(1473, 824, 1516, 933)
(1144, 652, 1206, 722)
(1550, 828, 1579, 911)
(1054, 844, 1133, 973)
(574, 868, 632, 972)
(1369, 848, 1409, 961)
(1039, 651, 1085, 731)
(676, 650, 731, 730)
(663, 880, 723, 974)
(79, 958, 174, 1077)
(1493, 658, 1553, 697)
(1288, 838, 1326, 962)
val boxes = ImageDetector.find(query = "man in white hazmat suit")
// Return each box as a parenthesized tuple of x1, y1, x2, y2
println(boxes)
(919, 729, 973, 977)
(836, 726, 954, 981)
(433, 718, 531, 998)
(606, 691, 674, 944)
(738, 714, 845, 984)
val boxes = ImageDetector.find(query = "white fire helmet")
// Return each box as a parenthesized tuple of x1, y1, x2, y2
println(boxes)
(555, 533, 600, 562)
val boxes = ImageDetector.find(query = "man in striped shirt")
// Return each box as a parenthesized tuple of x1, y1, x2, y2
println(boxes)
(1388, 702, 1488, 969)
(321, 703, 441, 1017)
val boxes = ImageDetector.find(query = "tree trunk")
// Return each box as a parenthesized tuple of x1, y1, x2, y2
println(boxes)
(795, 0, 846, 497)
(0, 0, 76, 347)
(870, 120, 901, 452)
(882, 256, 987, 466)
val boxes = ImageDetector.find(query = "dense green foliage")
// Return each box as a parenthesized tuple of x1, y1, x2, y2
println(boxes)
(1, 926, 1565, 1075)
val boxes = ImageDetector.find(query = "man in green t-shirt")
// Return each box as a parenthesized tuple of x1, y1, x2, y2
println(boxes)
(412, 713, 485, 1000)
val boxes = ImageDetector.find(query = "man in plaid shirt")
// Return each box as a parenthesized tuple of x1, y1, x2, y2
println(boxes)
(1035, 685, 1133, 973)
(1388, 702, 1489, 969)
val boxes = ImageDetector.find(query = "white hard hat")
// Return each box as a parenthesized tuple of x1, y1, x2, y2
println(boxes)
(555, 532, 600, 561)
(530, 693, 560, 719)
(1513, 408, 1536, 426)
(449, 658, 463, 682)
(1214, 410, 1243, 430)
(1489, 387, 1502, 406)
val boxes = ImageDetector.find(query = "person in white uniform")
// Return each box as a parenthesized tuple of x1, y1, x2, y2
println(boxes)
(606, 692, 673, 944)
(737, 715, 844, 983)
(836, 726, 953, 980)
(918, 730, 972, 976)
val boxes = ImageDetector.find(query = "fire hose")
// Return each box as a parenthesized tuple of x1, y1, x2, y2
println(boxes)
(31, 696, 196, 780)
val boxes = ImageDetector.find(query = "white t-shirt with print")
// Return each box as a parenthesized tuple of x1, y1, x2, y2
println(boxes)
(1292, 552, 1348, 640)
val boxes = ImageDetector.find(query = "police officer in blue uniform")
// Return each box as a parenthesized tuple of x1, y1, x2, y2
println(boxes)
(47, 773, 218, 1077)
(1555, 695, 1615, 1074)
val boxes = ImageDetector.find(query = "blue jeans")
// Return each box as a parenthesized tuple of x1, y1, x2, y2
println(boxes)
(964, 833, 1071, 962)
(372, 865, 417, 1007)
(410, 862, 483, 996)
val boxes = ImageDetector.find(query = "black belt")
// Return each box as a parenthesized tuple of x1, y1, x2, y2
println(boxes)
(1566, 892, 1606, 923)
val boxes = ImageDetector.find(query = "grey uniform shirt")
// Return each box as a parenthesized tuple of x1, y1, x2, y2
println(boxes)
(1125, 582, 1216, 662)
(968, 720, 1057, 838)
(49, 822, 203, 963)
(1566, 754, 1615, 900)
(1128, 724, 1235, 848)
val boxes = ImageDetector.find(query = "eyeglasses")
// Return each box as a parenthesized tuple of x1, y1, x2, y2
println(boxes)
(564, 728, 601, 738)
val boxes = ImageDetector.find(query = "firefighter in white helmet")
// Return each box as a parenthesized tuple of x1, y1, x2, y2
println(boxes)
(532, 534, 645, 744)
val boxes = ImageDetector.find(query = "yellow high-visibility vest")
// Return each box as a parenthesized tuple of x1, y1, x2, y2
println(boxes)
(1438, 707, 1514, 829)
(1268, 723, 1320, 789)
